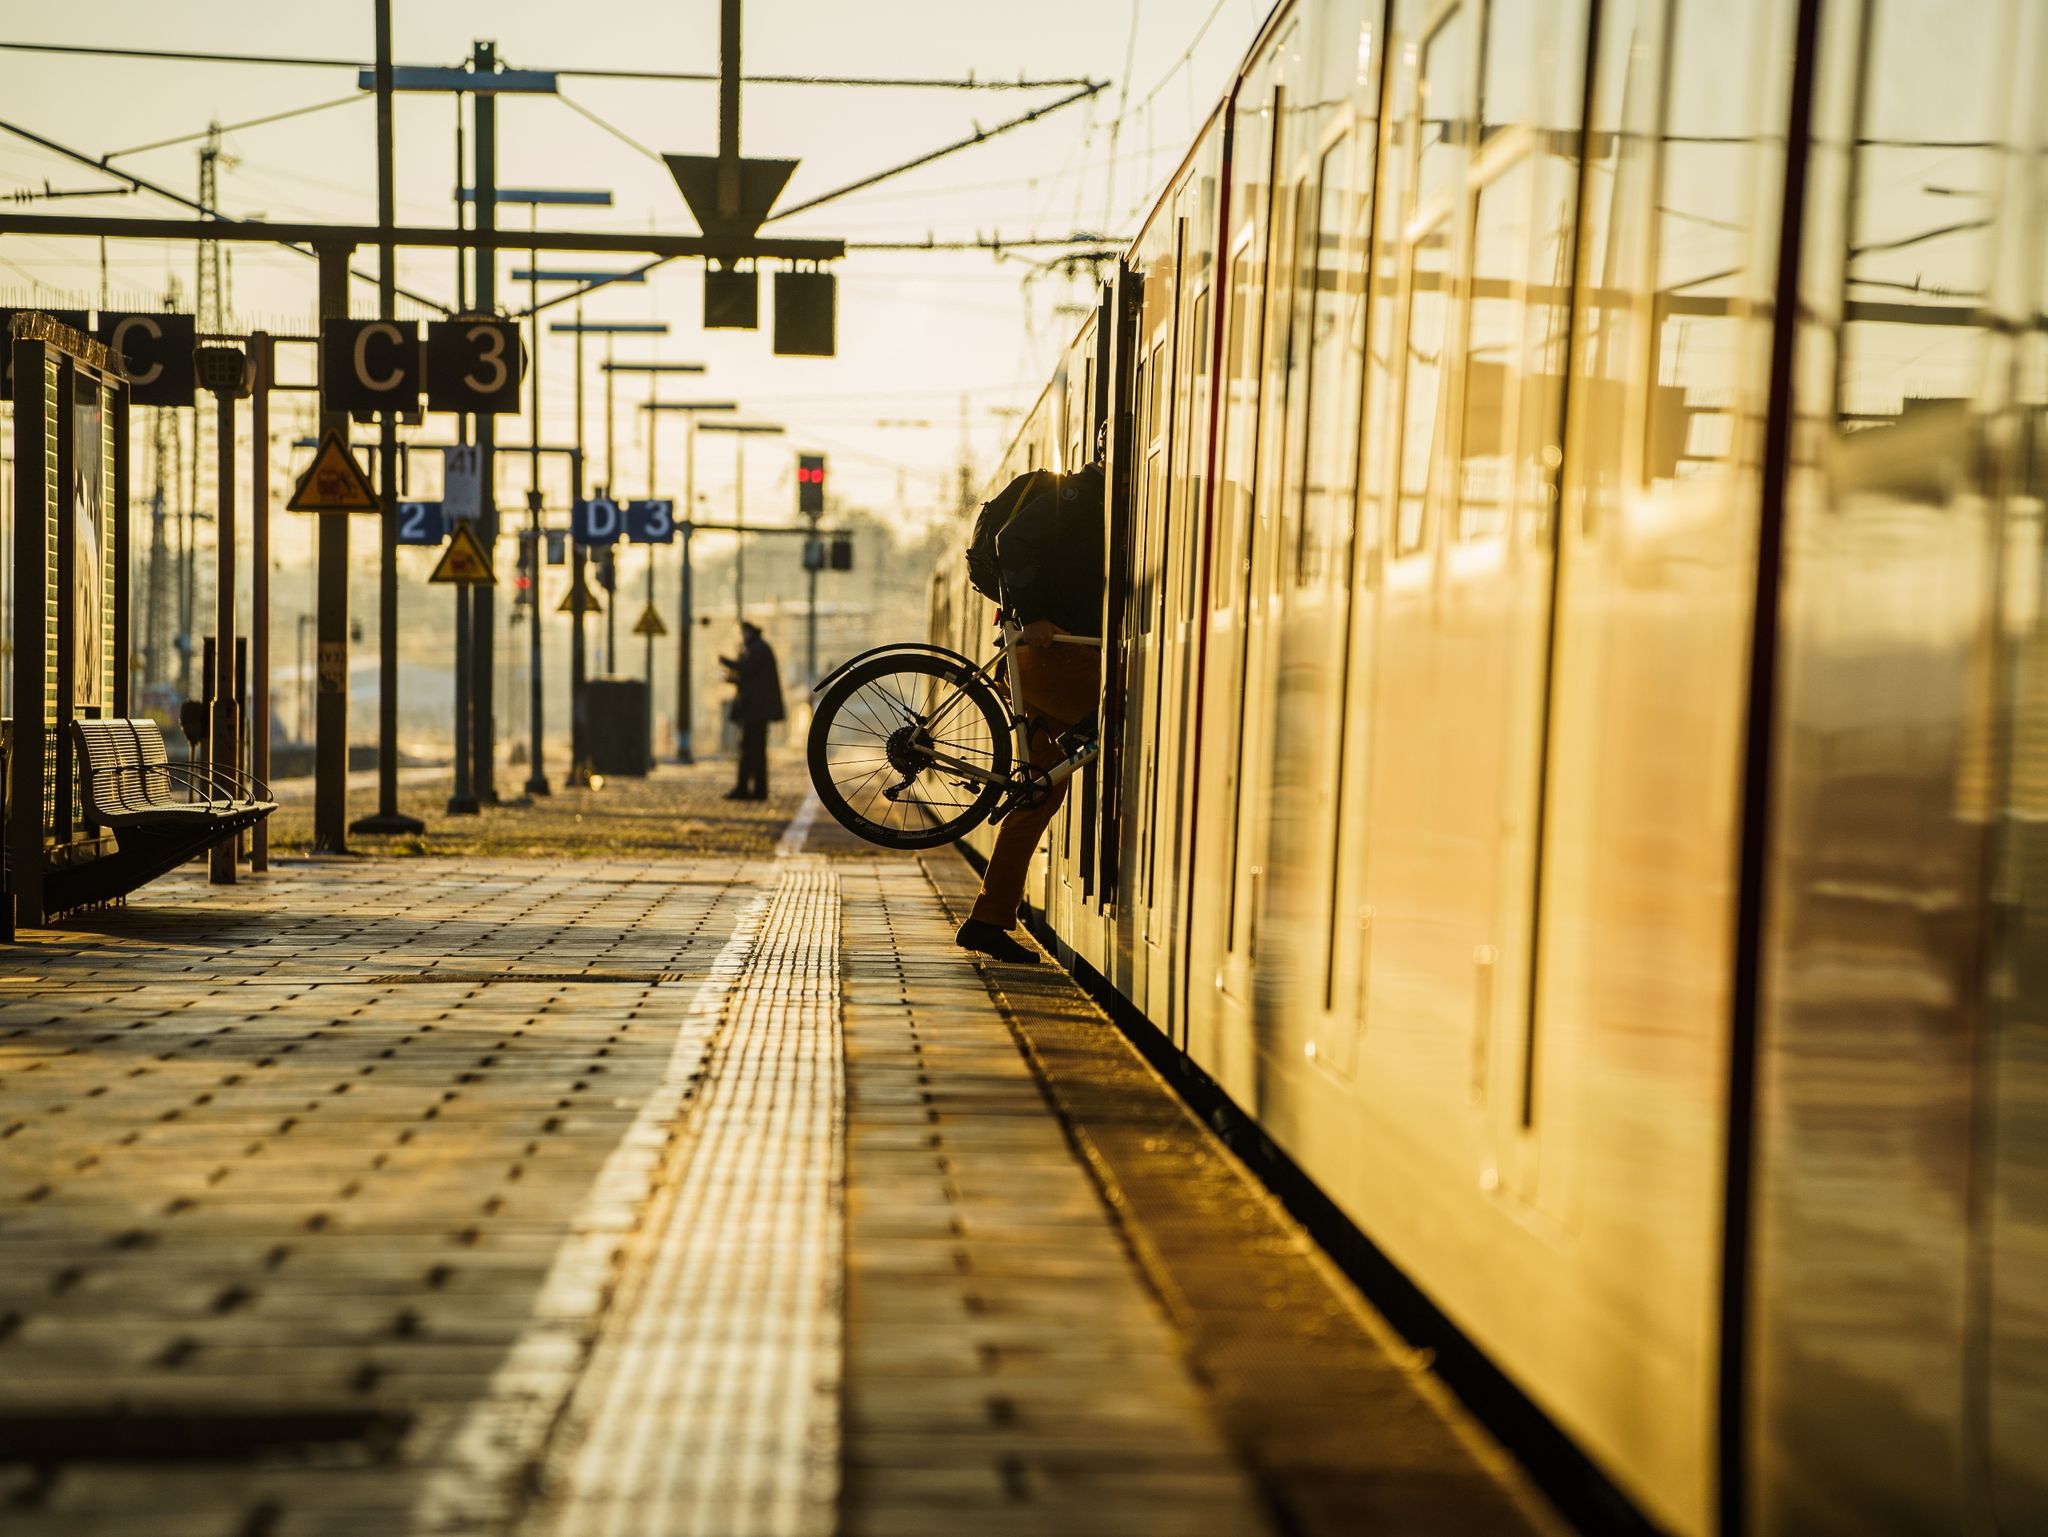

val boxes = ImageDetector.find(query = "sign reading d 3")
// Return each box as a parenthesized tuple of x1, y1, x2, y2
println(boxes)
(427, 316, 524, 414)
(320, 318, 421, 414)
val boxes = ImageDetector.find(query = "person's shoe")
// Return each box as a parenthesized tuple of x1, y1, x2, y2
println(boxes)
(724, 789, 749, 800)
(955, 919, 1038, 964)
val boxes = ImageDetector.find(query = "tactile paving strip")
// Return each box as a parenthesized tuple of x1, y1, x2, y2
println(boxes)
(525, 865, 843, 1537)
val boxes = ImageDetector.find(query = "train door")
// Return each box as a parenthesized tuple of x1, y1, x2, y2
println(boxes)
(1462, 0, 1594, 1207)
(1986, 224, 2048, 1532)
(1162, 146, 1224, 1053)
(1231, 35, 1314, 1059)
(1742, 0, 2044, 1530)
(1136, 227, 1188, 1026)
(1185, 39, 1288, 1091)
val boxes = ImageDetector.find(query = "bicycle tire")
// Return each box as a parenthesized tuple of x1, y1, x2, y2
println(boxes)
(807, 651, 1013, 850)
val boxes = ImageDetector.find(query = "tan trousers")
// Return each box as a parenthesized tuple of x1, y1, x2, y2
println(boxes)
(970, 643, 1100, 928)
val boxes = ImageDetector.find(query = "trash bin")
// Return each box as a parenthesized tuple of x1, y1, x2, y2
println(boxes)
(587, 677, 651, 777)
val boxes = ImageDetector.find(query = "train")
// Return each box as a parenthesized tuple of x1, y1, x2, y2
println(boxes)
(927, 1, 2048, 1532)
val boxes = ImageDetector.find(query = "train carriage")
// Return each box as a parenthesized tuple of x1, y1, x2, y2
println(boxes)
(931, 1, 2048, 1531)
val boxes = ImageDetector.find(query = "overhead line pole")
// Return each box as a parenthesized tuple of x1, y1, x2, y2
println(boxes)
(471, 39, 499, 809)
(313, 241, 353, 852)
(525, 212, 548, 798)
(353, 0, 423, 838)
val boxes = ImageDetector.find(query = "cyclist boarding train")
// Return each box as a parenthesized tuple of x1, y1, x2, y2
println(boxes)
(806, 437, 1107, 963)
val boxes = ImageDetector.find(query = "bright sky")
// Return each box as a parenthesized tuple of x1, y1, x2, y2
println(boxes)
(1, 0, 1268, 542)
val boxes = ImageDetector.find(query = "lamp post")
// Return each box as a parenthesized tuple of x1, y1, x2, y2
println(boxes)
(642, 401, 738, 762)
(547, 320, 670, 787)
(599, 360, 709, 674)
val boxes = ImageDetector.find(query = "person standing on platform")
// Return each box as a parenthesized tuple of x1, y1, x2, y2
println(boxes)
(955, 440, 1106, 964)
(721, 621, 784, 801)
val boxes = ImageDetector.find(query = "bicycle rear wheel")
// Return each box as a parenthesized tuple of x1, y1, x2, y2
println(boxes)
(807, 652, 1013, 849)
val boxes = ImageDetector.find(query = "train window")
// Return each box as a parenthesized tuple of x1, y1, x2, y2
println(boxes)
(1647, 0, 1769, 485)
(1187, 286, 1212, 517)
(1418, 4, 1473, 208)
(1571, 0, 1663, 527)
(1517, 148, 1579, 546)
(1833, 0, 2000, 453)
(1457, 157, 1532, 542)
(1479, 0, 1533, 142)
(1299, 132, 1361, 585)
(1139, 337, 1169, 635)
(1131, 350, 1152, 633)
(1396, 220, 1453, 555)
(1212, 248, 1260, 612)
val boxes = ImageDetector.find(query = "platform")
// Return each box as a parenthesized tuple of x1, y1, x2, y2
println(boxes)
(0, 769, 1555, 1536)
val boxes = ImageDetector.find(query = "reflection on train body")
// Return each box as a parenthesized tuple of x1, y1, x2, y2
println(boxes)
(934, 1, 2048, 1531)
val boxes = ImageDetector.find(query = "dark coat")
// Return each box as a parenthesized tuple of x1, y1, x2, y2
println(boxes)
(725, 633, 786, 724)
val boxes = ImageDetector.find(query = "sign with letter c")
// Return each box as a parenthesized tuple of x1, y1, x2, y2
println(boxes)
(320, 317, 421, 413)
(97, 312, 198, 405)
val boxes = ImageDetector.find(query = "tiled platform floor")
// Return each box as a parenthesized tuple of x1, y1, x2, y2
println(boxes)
(0, 798, 1555, 1536)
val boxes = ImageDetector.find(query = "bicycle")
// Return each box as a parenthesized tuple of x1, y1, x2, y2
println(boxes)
(807, 618, 1104, 850)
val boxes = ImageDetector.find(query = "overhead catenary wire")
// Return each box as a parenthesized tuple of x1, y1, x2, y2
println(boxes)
(1100, 0, 1145, 229)
(554, 92, 666, 165)
(0, 40, 1102, 92)
(0, 116, 453, 314)
(508, 84, 1109, 321)
(102, 94, 368, 161)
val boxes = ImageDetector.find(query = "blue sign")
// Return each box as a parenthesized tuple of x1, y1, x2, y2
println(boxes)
(571, 496, 623, 545)
(397, 500, 447, 545)
(624, 499, 677, 543)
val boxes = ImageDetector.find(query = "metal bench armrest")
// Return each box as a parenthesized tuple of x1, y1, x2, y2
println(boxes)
(86, 761, 233, 814)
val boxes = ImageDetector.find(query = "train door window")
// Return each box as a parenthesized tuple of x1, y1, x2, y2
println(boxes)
(1457, 156, 1532, 542)
(1396, 218, 1454, 555)
(1130, 352, 1148, 631)
(1143, 336, 1169, 636)
(1479, 0, 1533, 143)
(1297, 132, 1359, 587)
(1517, 131, 1585, 543)
(1831, 0, 2001, 457)
(1570, 0, 1664, 528)
(1186, 287, 1213, 543)
(1213, 242, 1260, 613)
(1646, 0, 1770, 486)
(1419, 4, 1474, 207)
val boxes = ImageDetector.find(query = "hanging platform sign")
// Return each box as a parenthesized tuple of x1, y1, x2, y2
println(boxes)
(428, 521, 496, 585)
(398, 500, 448, 545)
(624, 498, 676, 543)
(442, 444, 482, 520)
(287, 430, 382, 514)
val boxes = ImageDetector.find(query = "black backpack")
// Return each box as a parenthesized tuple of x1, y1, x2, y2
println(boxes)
(966, 469, 1056, 604)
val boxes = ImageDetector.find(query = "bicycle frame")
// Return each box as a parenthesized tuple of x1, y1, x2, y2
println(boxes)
(909, 619, 1103, 799)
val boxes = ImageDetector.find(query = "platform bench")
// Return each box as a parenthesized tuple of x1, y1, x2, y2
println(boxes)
(44, 719, 276, 914)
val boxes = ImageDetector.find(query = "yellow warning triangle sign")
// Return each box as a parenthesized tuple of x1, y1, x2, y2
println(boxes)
(557, 576, 600, 615)
(286, 429, 382, 514)
(632, 603, 668, 638)
(429, 521, 496, 585)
